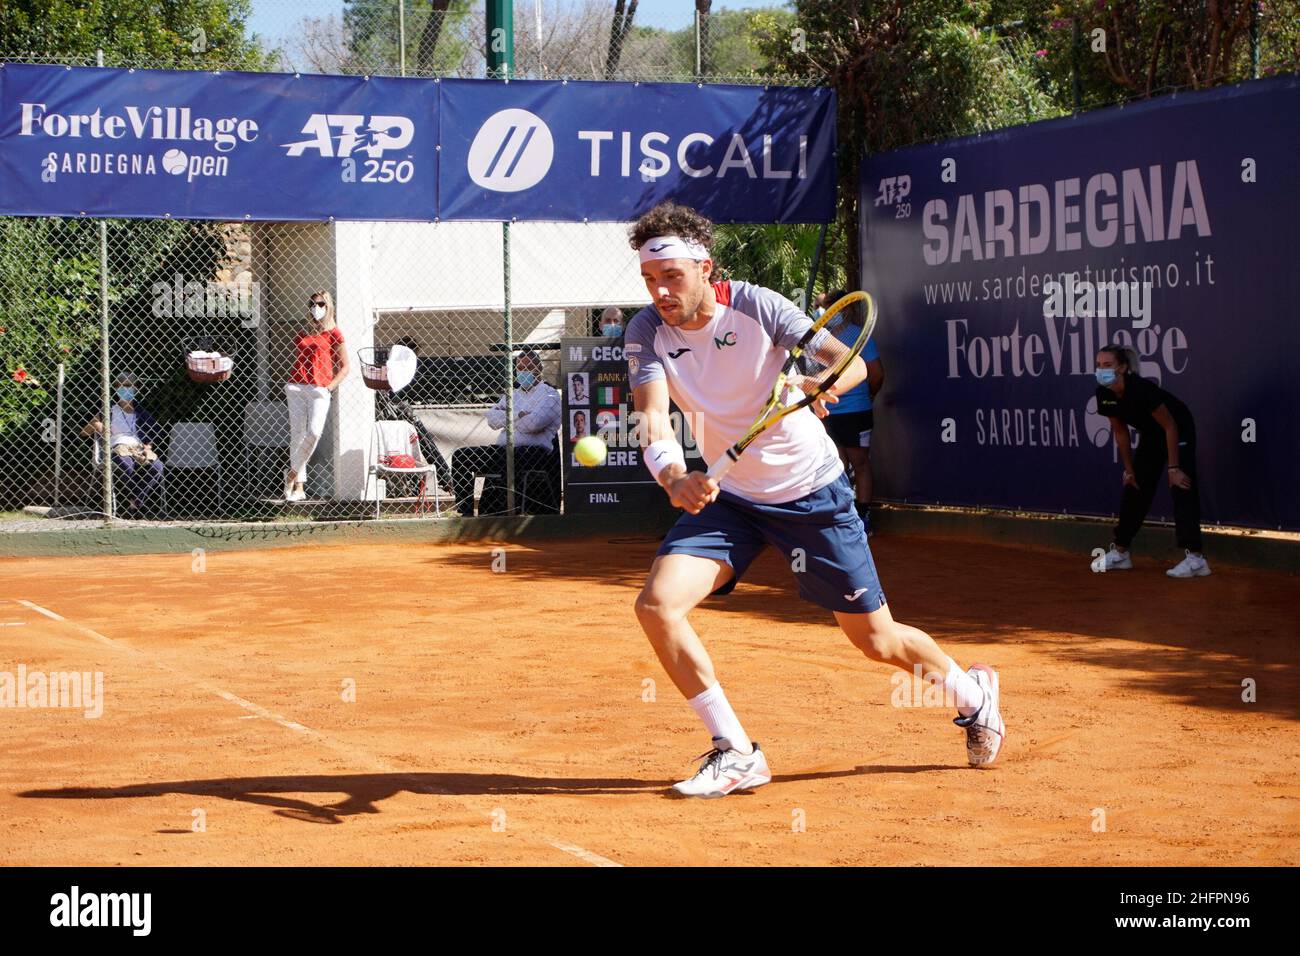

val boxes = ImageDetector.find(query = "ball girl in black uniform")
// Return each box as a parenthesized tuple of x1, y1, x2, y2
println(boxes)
(1091, 344, 1210, 578)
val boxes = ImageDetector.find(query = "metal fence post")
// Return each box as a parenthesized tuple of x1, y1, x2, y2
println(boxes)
(503, 222, 515, 515)
(96, 48, 114, 521)
(52, 363, 65, 506)
(488, 0, 517, 514)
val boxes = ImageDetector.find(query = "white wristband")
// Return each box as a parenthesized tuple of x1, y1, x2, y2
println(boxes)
(644, 438, 686, 483)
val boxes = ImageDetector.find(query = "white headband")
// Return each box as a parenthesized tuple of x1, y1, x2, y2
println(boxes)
(638, 235, 710, 264)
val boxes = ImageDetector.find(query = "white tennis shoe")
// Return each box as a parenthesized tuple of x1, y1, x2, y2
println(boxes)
(1091, 545, 1132, 572)
(1167, 551, 1211, 578)
(671, 738, 771, 798)
(954, 664, 1005, 768)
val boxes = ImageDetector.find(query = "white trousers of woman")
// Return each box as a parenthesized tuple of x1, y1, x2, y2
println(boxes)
(285, 382, 332, 485)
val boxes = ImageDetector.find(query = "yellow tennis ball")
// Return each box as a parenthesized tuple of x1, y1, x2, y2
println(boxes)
(574, 435, 607, 466)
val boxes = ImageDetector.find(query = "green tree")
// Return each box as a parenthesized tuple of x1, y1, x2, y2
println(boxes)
(752, 0, 1064, 286)
(0, 0, 271, 69)
(712, 223, 839, 307)
(985, 1, 1299, 107)
(342, 0, 473, 76)
(0, 0, 271, 508)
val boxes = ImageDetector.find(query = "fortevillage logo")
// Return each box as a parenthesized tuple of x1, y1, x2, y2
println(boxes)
(20, 102, 259, 183)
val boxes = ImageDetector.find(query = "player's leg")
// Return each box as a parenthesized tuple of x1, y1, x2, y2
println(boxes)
(636, 499, 772, 796)
(1112, 441, 1163, 556)
(757, 472, 1004, 766)
(634, 552, 733, 699)
(836, 605, 1004, 767)
(855, 410, 874, 519)
(283, 383, 306, 497)
(843, 444, 870, 524)
(293, 386, 332, 496)
(1167, 434, 1210, 578)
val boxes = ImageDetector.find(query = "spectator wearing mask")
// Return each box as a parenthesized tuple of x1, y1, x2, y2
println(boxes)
(284, 290, 349, 502)
(82, 372, 164, 515)
(599, 306, 625, 338)
(451, 350, 562, 516)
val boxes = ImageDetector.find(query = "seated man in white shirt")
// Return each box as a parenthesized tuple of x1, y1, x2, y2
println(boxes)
(81, 372, 165, 515)
(451, 350, 562, 516)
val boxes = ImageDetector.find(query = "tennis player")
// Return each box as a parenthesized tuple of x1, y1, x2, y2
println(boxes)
(625, 202, 1005, 797)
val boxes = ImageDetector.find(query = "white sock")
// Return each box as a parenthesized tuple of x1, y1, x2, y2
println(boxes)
(944, 660, 985, 717)
(687, 683, 752, 754)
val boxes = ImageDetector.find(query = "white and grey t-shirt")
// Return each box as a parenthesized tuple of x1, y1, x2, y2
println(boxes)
(625, 279, 843, 505)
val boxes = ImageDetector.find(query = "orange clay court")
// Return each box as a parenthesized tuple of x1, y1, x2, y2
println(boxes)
(1, 532, 1297, 867)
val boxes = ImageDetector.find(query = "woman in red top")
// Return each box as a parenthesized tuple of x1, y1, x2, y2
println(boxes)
(284, 290, 350, 501)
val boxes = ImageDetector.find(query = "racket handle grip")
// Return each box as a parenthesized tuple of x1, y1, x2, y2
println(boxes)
(706, 451, 738, 481)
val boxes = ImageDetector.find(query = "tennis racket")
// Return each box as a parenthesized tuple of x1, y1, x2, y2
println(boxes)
(707, 290, 877, 481)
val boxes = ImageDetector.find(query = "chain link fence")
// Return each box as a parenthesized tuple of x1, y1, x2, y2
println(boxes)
(0, 5, 825, 528)
(3, 2, 1295, 528)
(0, 212, 672, 523)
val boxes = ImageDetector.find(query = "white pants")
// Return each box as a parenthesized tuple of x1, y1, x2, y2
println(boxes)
(285, 383, 332, 485)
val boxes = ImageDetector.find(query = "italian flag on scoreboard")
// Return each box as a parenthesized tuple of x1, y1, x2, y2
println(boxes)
(596, 385, 620, 405)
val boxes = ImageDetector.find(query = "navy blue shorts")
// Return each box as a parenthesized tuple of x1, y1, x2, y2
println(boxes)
(657, 472, 886, 614)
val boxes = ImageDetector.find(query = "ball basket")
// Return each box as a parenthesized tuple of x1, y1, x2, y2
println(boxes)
(185, 350, 234, 384)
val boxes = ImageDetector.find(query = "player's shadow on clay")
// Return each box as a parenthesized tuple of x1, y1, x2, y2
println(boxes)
(19, 765, 942, 822)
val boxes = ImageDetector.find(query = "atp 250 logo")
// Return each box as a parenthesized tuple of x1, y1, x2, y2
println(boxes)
(874, 174, 912, 219)
(282, 113, 416, 183)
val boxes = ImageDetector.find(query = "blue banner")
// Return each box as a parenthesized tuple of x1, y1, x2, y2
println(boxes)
(0, 66, 835, 224)
(438, 78, 835, 223)
(861, 75, 1300, 531)
(0, 64, 437, 220)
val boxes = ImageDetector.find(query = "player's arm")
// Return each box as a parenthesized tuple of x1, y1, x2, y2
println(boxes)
(1150, 404, 1191, 489)
(799, 334, 866, 418)
(520, 387, 560, 434)
(1109, 416, 1138, 487)
(632, 379, 717, 515)
(825, 354, 868, 399)
(485, 394, 508, 430)
(327, 333, 350, 390)
(763, 288, 868, 415)
(866, 356, 884, 400)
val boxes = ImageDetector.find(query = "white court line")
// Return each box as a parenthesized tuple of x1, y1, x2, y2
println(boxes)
(1, 622, 27, 627)
(16, 599, 621, 868)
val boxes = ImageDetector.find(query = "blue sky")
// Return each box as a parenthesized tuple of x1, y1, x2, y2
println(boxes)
(246, 1, 774, 50)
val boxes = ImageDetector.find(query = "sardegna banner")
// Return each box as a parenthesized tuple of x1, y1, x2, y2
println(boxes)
(861, 75, 1300, 531)
(0, 64, 835, 224)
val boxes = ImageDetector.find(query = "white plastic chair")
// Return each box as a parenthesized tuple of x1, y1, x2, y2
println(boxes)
(369, 420, 441, 518)
(243, 400, 289, 500)
(168, 422, 223, 511)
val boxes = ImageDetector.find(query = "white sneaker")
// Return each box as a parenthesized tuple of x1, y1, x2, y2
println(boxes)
(283, 470, 296, 501)
(953, 664, 1005, 767)
(1091, 545, 1132, 572)
(287, 487, 307, 503)
(671, 738, 771, 798)
(1167, 550, 1211, 578)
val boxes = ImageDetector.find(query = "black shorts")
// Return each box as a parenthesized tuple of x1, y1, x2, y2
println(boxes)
(824, 409, 874, 449)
